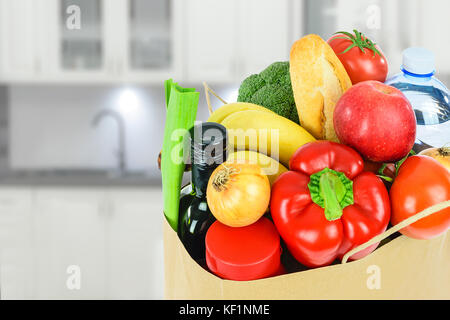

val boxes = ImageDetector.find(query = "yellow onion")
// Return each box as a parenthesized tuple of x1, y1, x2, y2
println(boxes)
(206, 162, 270, 227)
(418, 146, 450, 171)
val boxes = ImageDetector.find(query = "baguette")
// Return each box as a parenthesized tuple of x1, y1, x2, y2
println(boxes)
(290, 34, 352, 141)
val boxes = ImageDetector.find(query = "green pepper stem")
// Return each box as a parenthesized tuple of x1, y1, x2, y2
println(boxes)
(319, 172, 344, 221)
(308, 168, 354, 221)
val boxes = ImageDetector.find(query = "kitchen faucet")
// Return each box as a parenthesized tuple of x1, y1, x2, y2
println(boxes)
(91, 109, 126, 175)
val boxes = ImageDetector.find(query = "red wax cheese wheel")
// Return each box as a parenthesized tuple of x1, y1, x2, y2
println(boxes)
(205, 217, 281, 281)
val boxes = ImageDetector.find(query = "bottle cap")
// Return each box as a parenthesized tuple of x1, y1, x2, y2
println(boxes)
(402, 47, 435, 76)
(188, 122, 228, 166)
(205, 217, 282, 281)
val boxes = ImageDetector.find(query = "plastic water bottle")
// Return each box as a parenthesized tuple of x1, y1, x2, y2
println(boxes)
(385, 47, 450, 148)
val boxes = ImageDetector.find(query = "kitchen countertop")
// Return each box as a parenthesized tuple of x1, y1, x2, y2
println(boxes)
(0, 142, 433, 188)
(0, 169, 163, 188)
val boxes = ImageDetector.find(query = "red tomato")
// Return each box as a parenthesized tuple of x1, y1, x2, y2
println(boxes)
(328, 30, 388, 84)
(390, 155, 450, 239)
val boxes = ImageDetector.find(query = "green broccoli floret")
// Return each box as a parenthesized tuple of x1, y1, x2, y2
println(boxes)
(237, 61, 299, 124)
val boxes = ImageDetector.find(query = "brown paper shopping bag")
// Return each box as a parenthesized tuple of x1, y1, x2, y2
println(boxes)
(162, 84, 450, 300)
(163, 201, 450, 300)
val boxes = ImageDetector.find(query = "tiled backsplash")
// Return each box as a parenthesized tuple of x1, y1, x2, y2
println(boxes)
(2, 83, 238, 178)
(1, 74, 449, 179)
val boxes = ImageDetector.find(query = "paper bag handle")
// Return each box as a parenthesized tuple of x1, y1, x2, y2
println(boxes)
(342, 200, 450, 264)
(202, 82, 227, 116)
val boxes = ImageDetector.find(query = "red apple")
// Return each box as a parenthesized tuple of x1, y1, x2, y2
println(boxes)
(334, 80, 416, 162)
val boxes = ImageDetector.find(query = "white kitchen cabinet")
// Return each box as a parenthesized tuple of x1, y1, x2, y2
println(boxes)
(402, 0, 450, 74)
(184, 0, 293, 83)
(21, 186, 164, 300)
(45, 0, 123, 82)
(0, 0, 295, 84)
(122, 0, 183, 82)
(56, 0, 108, 79)
(106, 188, 164, 299)
(238, 0, 293, 77)
(34, 188, 108, 299)
(0, 0, 182, 83)
(59, 0, 182, 82)
(0, 187, 34, 299)
(0, 0, 40, 81)
(0, 0, 105, 82)
(0, 0, 32, 77)
(184, 0, 239, 83)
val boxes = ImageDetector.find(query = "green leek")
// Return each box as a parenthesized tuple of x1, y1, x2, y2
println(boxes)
(161, 79, 199, 231)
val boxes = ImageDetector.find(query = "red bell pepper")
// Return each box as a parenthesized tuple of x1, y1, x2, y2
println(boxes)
(270, 141, 391, 268)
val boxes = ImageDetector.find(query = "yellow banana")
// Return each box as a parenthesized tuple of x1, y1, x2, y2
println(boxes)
(227, 150, 288, 186)
(207, 102, 274, 124)
(221, 110, 316, 167)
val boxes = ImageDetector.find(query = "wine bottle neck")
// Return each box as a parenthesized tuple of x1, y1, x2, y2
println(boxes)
(188, 122, 228, 198)
(191, 162, 219, 197)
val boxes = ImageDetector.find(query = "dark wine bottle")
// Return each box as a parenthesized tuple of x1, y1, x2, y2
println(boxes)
(178, 122, 228, 261)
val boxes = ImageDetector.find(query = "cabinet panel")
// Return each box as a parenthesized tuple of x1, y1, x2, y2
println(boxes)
(413, 0, 450, 73)
(122, 0, 182, 81)
(106, 188, 164, 299)
(59, 0, 103, 71)
(0, 0, 37, 78)
(128, 0, 171, 71)
(0, 0, 293, 83)
(0, 187, 165, 299)
(185, 0, 238, 83)
(238, 0, 291, 77)
(34, 188, 107, 299)
(0, 188, 34, 299)
(184, 0, 292, 83)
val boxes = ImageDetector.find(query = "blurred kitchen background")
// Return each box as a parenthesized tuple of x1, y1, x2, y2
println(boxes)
(0, 0, 449, 300)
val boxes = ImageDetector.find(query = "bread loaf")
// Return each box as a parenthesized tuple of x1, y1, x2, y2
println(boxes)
(290, 34, 352, 141)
